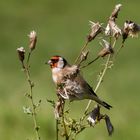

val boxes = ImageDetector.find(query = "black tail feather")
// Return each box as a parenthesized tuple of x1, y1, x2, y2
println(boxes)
(102, 101, 112, 110)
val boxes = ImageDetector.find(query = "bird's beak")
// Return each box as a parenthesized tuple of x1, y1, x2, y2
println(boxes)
(45, 60, 50, 65)
(45, 60, 53, 67)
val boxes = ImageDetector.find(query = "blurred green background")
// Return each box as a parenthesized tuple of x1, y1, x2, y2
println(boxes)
(0, 0, 140, 140)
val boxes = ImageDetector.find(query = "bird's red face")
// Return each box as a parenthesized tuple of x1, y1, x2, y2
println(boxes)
(48, 56, 67, 69)
(48, 56, 60, 68)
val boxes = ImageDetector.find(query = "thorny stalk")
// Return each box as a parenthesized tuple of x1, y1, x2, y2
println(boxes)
(55, 96, 69, 140)
(60, 102, 69, 140)
(23, 54, 40, 140)
(17, 31, 40, 140)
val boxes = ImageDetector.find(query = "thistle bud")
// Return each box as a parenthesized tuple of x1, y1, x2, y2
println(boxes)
(28, 31, 37, 51)
(122, 21, 130, 42)
(17, 47, 25, 62)
(129, 21, 140, 37)
(87, 21, 102, 42)
(105, 20, 122, 38)
(98, 39, 114, 57)
(105, 4, 122, 38)
(104, 115, 114, 136)
(122, 20, 140, 43)
(110, 4, 122, 20)
(81, 51, 89, 61)
(87, 105, 100, 126)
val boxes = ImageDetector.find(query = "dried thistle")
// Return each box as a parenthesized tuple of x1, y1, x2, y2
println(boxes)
(122, 21, 130, 43)
(78, 50, 89, 66)
(105, 20, 122, 38)
(104, 115, 114, 136)
(123, 20, 140, 41)
(87, 105, 100, 126)
(17, 47, 25, 62)
(28, 31, 37, 51)
(98, 39, 114, 57)
(128, 22, 140, 37)
(87, 21, 102, 42)
(105, 4, 122, 38)
(80, 50, 89, 62)
(110, 4, 122, 21)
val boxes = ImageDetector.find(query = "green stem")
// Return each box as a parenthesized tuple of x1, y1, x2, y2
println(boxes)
(61, 104, 69, 140)
(84, 39, 116, 114)
(56, 120, 59, 140)
(74, 40, 89, 64)
(27, 51, 32, 66)
(80, 56, 100, 69)
(23, 61, 40, 140)
(114, 42, 124, 59)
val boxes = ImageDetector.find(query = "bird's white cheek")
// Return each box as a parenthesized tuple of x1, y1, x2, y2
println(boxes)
(52, 75, 58, 83)
(52, 67, 61, 84)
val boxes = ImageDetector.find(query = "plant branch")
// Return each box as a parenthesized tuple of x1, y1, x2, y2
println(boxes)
(23, 54, 40, 140)
(74, 40, 89, 64)
(61, 104, 69, 140)
(80, 56, 100, 69)
(84, 39, 116, 114)
(56, 120, 59, 140)
(114, 42, 124, 59)
(27, 51, 32, 67)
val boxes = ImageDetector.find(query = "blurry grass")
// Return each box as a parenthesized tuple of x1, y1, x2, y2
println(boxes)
(0, 0, 140, 140)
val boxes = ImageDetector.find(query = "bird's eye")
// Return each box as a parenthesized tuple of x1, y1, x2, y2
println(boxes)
(51, 59, 58, 63)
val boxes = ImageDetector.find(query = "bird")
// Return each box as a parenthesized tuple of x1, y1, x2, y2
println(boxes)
(47, 55, 112, 110)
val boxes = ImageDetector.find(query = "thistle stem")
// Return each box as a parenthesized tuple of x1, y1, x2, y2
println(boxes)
(80, 56, 100, 69)
(61, 103, 69, 140)
(114, 42, 124, 59)
(84, 39, 116, 114)
(23, 57, 40, 140)
(27, 51, 32, 67)
(74, 40, 89, 64)
(56, 120, 59, 140)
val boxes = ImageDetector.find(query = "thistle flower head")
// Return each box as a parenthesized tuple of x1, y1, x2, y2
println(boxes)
(98, 39, 114, 57)
(122, 20, 140, 43)
(126, 21, 140, 37)
(87, 105, 100, 126)
(115, 4, 122, 10)
(104, 115, 114, 136)
(105, 4, 122, 38)
(110, 4, 122, 20)
(80, 50, 89, 65)
(122, 21, 130, 42)
(102, 39, 110, 49)
(87, 21, 102, 42)
(28, 30, 37, 51)
(17, 47, 25, 62)
(105, 20, 122, 39)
